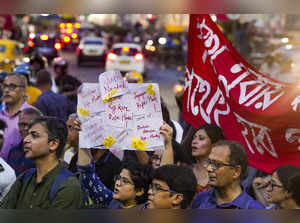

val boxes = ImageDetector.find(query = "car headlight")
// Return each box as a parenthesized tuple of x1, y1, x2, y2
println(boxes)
(23, 57, 30, 63)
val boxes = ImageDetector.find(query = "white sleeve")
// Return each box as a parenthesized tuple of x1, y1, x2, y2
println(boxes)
(171, 120, 183, 143)
(0, 159, 16, 201)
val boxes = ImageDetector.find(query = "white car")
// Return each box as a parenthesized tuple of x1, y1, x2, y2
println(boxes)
(105, 43, 145, 75)
(76, 36, 107, 66)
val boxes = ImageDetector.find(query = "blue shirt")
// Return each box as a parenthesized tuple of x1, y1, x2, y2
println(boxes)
(35, 90, 74, 121)
(7, 141, 35, 176)
(192, 188, 264, 209)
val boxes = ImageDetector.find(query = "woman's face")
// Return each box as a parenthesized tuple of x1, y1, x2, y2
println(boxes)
(113, 168, 137, 203)
(266, 171, 287, 206)
(191, 129, 212, 158)
(151, 151, 163, 169)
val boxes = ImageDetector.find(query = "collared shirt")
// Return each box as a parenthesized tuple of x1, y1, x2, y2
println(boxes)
(0, 102, 33, 161)
(34, 90, 74, 121)
(0, 157, 16, 201)
(0, 163, 82, 209)
(192, 187, 265, 209)
(7, 141, 35, 177)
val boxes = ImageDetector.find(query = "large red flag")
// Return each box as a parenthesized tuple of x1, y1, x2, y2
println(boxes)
(182, 14, 300, 173)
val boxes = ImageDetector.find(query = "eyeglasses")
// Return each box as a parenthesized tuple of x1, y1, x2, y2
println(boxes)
(149, 183, 177, 194)
(267, 181, 284, 191)
(114, 175, 134, 186)
(3, 84, 25, 91)
(204, 159, 235, 171)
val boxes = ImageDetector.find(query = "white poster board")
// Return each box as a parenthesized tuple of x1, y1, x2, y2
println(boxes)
(77, 72, 164, 151)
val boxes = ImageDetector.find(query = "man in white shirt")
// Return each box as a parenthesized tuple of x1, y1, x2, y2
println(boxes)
(0, 119, 16, 201)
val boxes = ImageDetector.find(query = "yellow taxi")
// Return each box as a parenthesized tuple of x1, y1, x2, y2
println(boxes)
(0, 39, 26, 72)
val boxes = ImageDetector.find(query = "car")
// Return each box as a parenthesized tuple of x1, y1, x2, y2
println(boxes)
(0, 39, 27, 73)
(30, 33, 61, 63)
(105, 43, 146, 76)
(76, 36, 107, 66)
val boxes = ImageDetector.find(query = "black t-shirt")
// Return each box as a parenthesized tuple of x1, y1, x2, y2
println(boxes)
(69, 150, 122, 191)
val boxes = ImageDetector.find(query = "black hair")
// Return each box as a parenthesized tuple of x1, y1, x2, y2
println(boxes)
(172, 139, 192, 165)
(20, 107, 43, 118)
(275, 165, 300, 205)
(214, 140, 249, 181)
(36, 69, 52, 86)
(0, 119, 7, 131)
(153, 165, 197, 209)
(121, 161, 153, 204)
(196, 124, 225, 144)
(29, 116, 68, 158)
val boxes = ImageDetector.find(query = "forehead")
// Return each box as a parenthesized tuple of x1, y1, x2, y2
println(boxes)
(194, 129, 208, 137)
(29, 123, 48, 135)
(120, 168, 131, 179)
(19, 113, 35, 121)
(152, 179, 169, 188)
(4, 75, 21, 85)
(209, 145, 230, 162)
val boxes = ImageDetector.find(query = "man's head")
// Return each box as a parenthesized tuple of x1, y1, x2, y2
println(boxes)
(2, 73, 27, 106)
(36, 69, 52, 91)
(66, 113, 79, 148)
(23, 116, 68, 161)
(0, 119, 7, 150)
(205, 140, 248, 188)
(53, 57, 68, 76)
(147, 165, 197, 209)
(30, 55, 46, 73)
(18, 108, 43, 139)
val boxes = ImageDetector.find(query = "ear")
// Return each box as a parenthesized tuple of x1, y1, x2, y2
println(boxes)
(49, 139, 59, 152)
(232, 165, 242, 180)
(171, 193, 184, 207)
(135, 188, 144, 197)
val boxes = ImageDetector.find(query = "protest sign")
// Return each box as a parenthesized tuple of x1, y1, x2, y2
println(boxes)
(98, 70, 129, 103)
(78, 77, 164, 151)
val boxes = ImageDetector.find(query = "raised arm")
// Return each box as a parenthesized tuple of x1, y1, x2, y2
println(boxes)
(160, 122, 174, 166)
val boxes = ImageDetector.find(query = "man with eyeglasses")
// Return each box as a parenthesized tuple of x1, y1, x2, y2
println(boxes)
(0, 73, 34, 161)
(192, 140, 264, 209)
(147, 164, 197, 209)
(7, 108, 42, 176)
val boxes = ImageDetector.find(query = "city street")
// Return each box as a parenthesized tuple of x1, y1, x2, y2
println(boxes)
(56, 50, 184, 121)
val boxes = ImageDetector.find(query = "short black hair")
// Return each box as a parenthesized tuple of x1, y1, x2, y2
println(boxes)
(172, 140, 192, 165)
(29, 116, 68, 158)
(20, 107, 43, 118)
(275, 165, 300, 205)
(0, 119, 7, 131)
(153, 165, 197, 209)
(214, 140, 249, 181)
(36, 69, 52, 86)
(121, 161, 153, 204)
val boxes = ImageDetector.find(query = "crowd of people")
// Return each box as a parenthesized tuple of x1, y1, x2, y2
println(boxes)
(0, 54, 299, 210)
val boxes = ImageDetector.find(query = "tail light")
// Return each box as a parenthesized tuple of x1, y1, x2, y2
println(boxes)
(66, 23, 72, 28)
(71, 33, 78, 39)
(74, 23, 80, 29)
(28, 41, 35, 47)
(76, 47, 81, 55)
(23, 47, 29, 53)
(54, 43, 62, 50)
(40, 35, 48, 41)
(59, 23, 65, 29)
(63, 36, 71, 43)
(173, 84, 184, 93)
(29, 33, 35, 41)
(107, 52, 117, 61)
(134, 53, 144, 61)
(66, 28, 73, 34)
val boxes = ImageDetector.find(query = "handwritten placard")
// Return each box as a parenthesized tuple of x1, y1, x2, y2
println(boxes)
(130, 83, 164, 149)
(77, 83, 104, 116)
(99, 70, 129, 101)
(78, 73, 164, 151)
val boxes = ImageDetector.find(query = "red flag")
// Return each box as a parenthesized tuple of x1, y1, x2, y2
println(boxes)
(182, 14, 300, 173)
